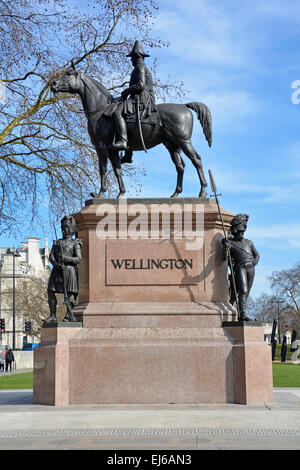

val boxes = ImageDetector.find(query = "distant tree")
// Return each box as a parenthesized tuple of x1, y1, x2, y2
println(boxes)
(247, 262, 300, 335)
(0, 0, 183, 235)
(247, 292, 293, 336)
(269, 262, 300, 332)
(17, 277, 65, 336)
(246, 293, 275, 322)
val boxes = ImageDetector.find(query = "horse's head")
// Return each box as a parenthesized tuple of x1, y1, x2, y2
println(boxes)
(50, 62, 113, 115)
(50, 63, 82, 95)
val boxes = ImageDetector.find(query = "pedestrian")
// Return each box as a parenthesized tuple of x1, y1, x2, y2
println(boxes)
(0, 351, 4, 372)
(5, 348, 14, 372)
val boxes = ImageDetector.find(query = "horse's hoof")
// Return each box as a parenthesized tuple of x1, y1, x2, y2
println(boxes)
(170, 191, 180, 198)
(117, 192, 125, 199)
(199, 190, 207, 198)
(91, 191, 106, 199)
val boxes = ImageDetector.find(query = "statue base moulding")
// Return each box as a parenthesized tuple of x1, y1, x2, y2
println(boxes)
(33, 198, 273, 406)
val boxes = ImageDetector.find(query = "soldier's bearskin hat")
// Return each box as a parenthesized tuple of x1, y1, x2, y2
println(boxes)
(61, 215, 77, 235)
(230, 213, 249, 234)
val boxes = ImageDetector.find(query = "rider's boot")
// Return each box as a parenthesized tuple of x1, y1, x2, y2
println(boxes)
(112, 112, 128, 150)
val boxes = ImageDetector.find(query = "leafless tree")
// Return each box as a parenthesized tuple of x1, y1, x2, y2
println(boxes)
(246, 294, 275, 322)
(246, 262, 300, 333)
(17, 277, 65, 336)
(0, 0, 183, 236)
(269, 262, 300, 331)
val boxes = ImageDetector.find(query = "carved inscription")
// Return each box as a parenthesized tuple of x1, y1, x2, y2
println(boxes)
(106, 241, 201, 286)
(111, 258, 193, 270)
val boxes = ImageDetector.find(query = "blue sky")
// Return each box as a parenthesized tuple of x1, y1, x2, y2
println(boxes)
(1, 0, 300, 299)
(132, 0, 300, 297)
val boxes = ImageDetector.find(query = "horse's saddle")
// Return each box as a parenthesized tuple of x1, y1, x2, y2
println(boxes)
(126, 108, 162, 126)
(103, 100, 162, 126)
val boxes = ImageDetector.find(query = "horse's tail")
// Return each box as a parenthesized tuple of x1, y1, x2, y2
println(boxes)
(185, 102, 212, 147)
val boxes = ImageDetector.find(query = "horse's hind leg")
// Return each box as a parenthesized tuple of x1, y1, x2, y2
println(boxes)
(109, 151, 126, 198)
(163, 140, 185, 198)
(179, 140, 207, 197)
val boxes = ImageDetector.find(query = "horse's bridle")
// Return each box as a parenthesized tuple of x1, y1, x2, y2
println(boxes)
(70, 71, 81, 94)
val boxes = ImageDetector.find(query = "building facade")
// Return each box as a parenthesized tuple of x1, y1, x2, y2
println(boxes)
(263, 322, 292, 344)
(0, 237, 50, 350)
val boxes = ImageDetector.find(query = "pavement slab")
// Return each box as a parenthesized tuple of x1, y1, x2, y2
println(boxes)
(0, 387, 299, 450)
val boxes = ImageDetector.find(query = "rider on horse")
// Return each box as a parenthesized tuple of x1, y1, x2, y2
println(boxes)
(104, 41, 157, 157)
(50, 44, 212, 199)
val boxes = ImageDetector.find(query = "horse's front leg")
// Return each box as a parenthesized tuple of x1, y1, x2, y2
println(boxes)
(99, 153, 108, 198)
(91, 147, 108, 199)
(109, 151, 126, 198)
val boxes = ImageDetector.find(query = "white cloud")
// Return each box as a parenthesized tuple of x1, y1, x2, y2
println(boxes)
(255, 0, 300, 24)
(250, 267, 273, 297)
(153, 0, 261, 70)
(247, 223, 300, 251)
(200, 91, 261, 130)
(191, 161, 300, 205)
(249, 223, 300, 239)
(151, 1, 267, 133)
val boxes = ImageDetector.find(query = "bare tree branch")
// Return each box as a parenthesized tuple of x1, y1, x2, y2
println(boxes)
(0, 0, 181, 236)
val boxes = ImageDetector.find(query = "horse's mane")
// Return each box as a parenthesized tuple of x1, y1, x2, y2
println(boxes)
(80, 72, 113, 104)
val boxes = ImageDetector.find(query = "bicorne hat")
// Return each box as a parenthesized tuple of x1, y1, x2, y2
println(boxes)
(127, 40, 150, 58)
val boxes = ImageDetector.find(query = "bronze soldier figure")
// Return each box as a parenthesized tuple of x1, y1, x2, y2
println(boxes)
(107, 40, 157, 153)
(44, 215, 82, 323)
(222, 214, 260, 321)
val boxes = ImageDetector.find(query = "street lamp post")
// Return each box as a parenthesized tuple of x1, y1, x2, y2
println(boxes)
(11, 250, 21, 351)
(271, 298, 285, 344)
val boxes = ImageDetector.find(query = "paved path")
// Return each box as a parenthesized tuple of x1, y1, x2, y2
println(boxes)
(0, 368, 32, 376)
(0, 385, 299, 450)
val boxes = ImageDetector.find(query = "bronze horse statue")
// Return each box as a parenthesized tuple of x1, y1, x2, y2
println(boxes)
(50, 66, 212, 199)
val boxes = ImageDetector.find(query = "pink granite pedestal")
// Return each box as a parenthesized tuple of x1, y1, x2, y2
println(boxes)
(33, 323, 82, 406)
(223, 321, 273, 404)
(33, 198, 273, 405)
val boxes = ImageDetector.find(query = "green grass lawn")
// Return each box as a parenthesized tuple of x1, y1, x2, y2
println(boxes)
(272, 363, 300, 387)
(272, 343, 293, 361)
(0, 372, 33, 389)
(0, 363, 299, 389)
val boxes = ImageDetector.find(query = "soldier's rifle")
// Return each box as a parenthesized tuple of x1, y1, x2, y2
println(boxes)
(208, 169, 240, 319)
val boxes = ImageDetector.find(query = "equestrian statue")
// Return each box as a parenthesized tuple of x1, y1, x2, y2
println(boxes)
(50, 41, 213, 199)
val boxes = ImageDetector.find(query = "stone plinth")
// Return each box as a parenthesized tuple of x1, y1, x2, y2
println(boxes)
(68, 327, 235, 404)
(33, 198, 273, 405)
(72, 197, 236, 327)
(223, 322, 273, 404)
(33, 323, 82, 406)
